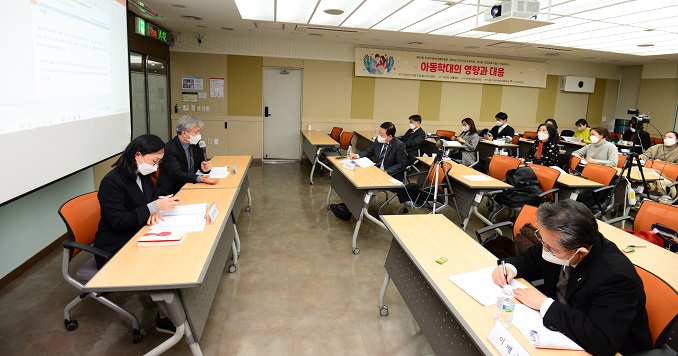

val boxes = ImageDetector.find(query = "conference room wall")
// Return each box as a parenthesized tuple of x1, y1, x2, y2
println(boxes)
(637, 78, 678, 135)
(0, 170, 94, 282)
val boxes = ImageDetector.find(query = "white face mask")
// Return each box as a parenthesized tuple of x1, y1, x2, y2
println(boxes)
(541, 248, 581, 267)
(496, 121, 503, 127)
(409, 123, 416, 130)
(137, 156, 158, 176)
(462, 125, 470, 132)
(590, 135, 600, 144)
(376, 136, 387, 144)
(665, 138, 676, 146)
(630, 128, 636, 133)
(188, 134, 201, 145)
(537, 132, 549, 141)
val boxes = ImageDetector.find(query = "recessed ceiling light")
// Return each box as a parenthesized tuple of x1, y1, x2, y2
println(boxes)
(171, 4, 186, 8)
(220, 27, 234, 31)
(181, 15, 203, 21)
(324, 9, 344, 15)
(309, 33, 323, 37)
(408, 41, 423, 45)
(637, 44, 655, 47)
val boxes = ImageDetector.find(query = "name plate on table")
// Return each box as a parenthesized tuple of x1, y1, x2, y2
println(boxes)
(343, 160, 356, 171)
(487, 322, 530, 356)
(206, 202, 220, 225)
(233, 163, 238, 174)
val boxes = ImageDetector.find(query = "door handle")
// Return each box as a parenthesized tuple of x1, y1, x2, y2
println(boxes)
(265, 106, 271, 117)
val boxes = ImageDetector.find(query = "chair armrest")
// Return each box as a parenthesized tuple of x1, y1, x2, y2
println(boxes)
(592, 185, 615, 194)
(406, 171, 428, 179)
(538, 188, 560, 198)
(62, 240, 113, 260)
(604, 215, 634, 226)
(475, 221, 514, 243)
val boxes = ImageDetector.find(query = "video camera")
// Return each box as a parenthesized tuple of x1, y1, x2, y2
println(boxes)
(628, 109, 651, 123)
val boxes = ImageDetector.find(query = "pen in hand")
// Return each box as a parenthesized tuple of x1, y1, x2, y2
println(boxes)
(501, 260, 507, 284)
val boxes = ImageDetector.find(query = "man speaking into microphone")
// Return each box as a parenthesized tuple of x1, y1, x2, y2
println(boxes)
(157, 115, 219, 195)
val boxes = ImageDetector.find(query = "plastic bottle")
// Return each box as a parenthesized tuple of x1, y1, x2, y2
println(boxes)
(346, 145, 353, 156)
(494, 285, 515, 328)
(307, 122, 312, 131)
(494, 147, 500, 155)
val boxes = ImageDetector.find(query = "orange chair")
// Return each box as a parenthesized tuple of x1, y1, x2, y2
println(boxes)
(338, 131, 354, 151)
(329, 127, 343, 142)
(645, 160, 678, 181)
(651, 137, 664, 145)
(580, 163, 618, 218)
(618, 154, 627, 168)
(59, 192, 141, 342)
(621, 200, 678, 233)
(634, 265, 678, 351)
(476, 205, 541, 244)
(609, 132, 622, 141)
(436, 129, 456, 139)
(523, 131, 537, 139)
(527, 164, 561, 202)
(487, 155, 521, 181)
(396, 160, 461, 221)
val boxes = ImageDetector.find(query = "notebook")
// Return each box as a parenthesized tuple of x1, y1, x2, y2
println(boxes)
(137, 231, 186, 247)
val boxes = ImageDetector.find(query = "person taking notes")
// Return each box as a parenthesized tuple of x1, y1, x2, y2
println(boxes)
(484, 111, 515, 140)
(349, 121, 409, 181)
(158, 115, 218, 195)
(491, 200, 651, 356)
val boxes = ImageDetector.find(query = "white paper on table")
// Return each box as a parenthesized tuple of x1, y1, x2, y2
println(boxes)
(448, 266, 528, 307)
(207, 166, 229, 178)
(352, 157, 375, 168)
(441, 139, 462, 147)
(460, 174, 495, 182)
(150, 214, 206, 232)
(561, 136, 580, 143)
(160, 203, 207, 216)
(513, 304, 584, 350)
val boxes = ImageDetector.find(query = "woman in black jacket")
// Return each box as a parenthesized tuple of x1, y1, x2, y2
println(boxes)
(521, 123, 560, 166)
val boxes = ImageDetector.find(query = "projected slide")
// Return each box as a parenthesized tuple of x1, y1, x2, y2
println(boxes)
(0, 0, 131, 204)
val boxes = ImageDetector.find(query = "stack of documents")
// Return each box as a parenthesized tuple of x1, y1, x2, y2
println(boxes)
(513, 304, 583, 350)
(340, 157, 374, 168)
(198, 166, 229, 178)
(137, 231, 185, 247)
(448, 266, 528, 307)
(154, 203, 207, 232)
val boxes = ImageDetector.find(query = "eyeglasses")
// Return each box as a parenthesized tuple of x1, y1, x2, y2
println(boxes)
(534, 229, 575, 257)
(143, 155, 162, 166)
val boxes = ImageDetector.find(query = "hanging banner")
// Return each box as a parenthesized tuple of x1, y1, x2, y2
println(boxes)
(355, 48, 547, 88)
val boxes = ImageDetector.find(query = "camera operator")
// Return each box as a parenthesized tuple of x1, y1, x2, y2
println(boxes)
(622, 117, 650, 154)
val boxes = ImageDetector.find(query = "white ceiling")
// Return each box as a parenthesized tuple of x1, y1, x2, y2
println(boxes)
(130, 0, 678, 66)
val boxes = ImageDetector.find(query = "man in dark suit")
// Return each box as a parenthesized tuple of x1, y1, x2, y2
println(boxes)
(492, 200, 652, 356)
(157, 115, 218, 195)
(484, 111, 515, 140)
(399, 114, 426, 163)
(349, 121, 409, 181)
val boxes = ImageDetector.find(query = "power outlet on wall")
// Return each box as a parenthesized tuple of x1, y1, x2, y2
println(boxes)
(208, 138, 213, 144)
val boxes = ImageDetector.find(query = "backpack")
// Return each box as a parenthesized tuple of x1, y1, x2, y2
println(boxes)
(329, 203, 352, 221)
(494, 167, 546, 208)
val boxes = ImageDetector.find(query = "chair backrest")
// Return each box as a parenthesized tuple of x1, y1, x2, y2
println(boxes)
(512, 205, 540, 237)
(581, 163, 617, 185)
(427, 160, 453, 191)
(569, 155, 581, 168)
(645, 160, 678, 181)
(523, 131, 537, 139)
(609, 132, 622, 141)
(528, 164, 561, 201)
(487, 155, 521, 181)
(634, 200, 678, 233)
(651, 137, 664, 145)
(561, 129, 575, 137)
(617, 154, 627, 168)
(150, 164, 160, 186)
(58, 192, 100, 259)
(634, 265, 678, 346)
(339, 131, 354, 150)
(436, 130, 456, 139)
(330, 127, 343, 142)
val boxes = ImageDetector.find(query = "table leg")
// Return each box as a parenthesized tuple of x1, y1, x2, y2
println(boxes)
(246, 187, 252, 212)
(309, 148, 322, 184)
(148, 291, 203, 356)
(326, 185, 333, 208)
(379, 272, 390, 316)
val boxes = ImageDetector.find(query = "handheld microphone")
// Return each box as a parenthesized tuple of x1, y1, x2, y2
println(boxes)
(198, 140, 208, 162)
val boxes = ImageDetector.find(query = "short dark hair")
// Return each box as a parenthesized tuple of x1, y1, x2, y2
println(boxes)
(461, 117, 478, 135)
(667, 131, 678, 139)
(381, 121, 396, 137)
(538, 123, 559, 143)
(591, 126, 611, 140)
(113, 134, 166, 182)
(409, 114, 422, 123)
(545, 118, 558, 130)
(536, 200, 598, 250)
(575, 118, 589, 127)
(495, 112, 508, 121)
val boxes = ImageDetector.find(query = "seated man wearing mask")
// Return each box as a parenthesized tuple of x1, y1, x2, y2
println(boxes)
(492, 200, 652, 356)
(399, 114, 426, 163)
(640, 131, 678, 163)
(349, 121, 409, 181)
(158, 115, 219, 195)
(484, 112, 515, 140)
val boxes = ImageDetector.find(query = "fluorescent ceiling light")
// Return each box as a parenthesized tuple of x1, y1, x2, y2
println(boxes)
(512, 21, 613, 43)
(573, 1, 672, 21)
(373, 0, 450, 31)
(309, 0, 363, 27)
(276, 0, 317, 24)
(607, 8, 678, 26)
(341, 0, 410, 29)
(458, 0, 503, 6)
(403, 4, 486, 33)
(548, 26, 640, 46)
(234, 0, 274, 21)
(548, 0, 631, 16)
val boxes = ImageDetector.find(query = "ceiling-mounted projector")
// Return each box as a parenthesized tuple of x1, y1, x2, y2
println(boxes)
(484, 0, 540, 22)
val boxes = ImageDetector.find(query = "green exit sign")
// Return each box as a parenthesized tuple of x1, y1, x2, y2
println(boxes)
(134, 17, 173, 45)
(135, 17, 146, 35)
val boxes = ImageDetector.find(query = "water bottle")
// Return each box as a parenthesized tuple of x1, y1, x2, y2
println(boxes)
(307, 122, 312, 131)
(494, 285, 515, 328)
(346, 145, 353, 157)
(494, 147, 500, 155)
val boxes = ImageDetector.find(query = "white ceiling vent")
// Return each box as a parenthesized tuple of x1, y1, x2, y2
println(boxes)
(295, 25, 366, 37)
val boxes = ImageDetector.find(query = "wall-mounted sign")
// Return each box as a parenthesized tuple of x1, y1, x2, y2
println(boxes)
(355, 48, 547, 88)
(134, 17, 173, 45)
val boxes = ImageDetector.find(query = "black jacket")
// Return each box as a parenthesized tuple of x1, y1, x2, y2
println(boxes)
(157, 136, 209, 195)
(503, 233, 652, 356)
(94, 169, 158, 268)
(400, 128, 426, 161)
(525, 140, 560, 166)
(488, 125, 515, 139)
(359, 138, 409, 181)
